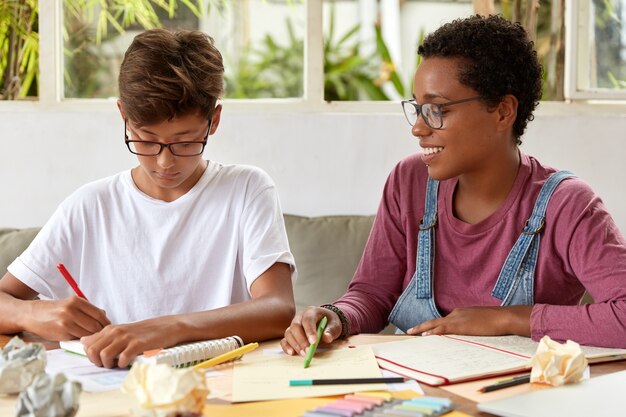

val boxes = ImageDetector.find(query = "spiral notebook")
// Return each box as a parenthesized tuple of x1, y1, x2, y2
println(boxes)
(59, 335, 244, 368)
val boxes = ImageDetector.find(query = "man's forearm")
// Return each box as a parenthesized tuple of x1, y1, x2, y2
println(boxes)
(172, 295, 295, 344)
(0, 292, 29, 334)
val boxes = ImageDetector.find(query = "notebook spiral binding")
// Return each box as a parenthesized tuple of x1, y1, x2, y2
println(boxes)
(136, 335, 244, 368)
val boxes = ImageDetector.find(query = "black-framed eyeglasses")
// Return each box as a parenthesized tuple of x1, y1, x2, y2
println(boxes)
(124, 119, 211, 157)
(401, 96, 482, 129)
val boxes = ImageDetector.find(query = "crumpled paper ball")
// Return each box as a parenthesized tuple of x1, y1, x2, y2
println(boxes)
(529, 335, 588, 386)
(15, 373, 82, 417)
(121, 363, 208, 417)
(0, 336, 46, 395)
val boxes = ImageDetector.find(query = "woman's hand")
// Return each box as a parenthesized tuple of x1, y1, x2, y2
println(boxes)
(407, 305, 532, 337)
(281, 306, 342, 356)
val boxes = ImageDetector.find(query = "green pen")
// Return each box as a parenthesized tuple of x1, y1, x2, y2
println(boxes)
(303, 316, 328, 368)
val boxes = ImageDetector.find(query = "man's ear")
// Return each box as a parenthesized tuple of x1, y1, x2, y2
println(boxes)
(117, 99, 126, 121)
(209, 104, 223, 136)
(496, 94, 518, 133)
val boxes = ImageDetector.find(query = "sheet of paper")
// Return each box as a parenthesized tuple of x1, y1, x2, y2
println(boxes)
(477, 370, 626, 417)
(232, 346, 386, 402)
(46, 349, 128, 392)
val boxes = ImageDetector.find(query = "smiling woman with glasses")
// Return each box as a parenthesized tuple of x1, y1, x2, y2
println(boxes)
(282, 15, 626, 356)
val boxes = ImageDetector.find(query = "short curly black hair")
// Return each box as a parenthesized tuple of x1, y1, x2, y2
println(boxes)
(418, 15, 542, 142)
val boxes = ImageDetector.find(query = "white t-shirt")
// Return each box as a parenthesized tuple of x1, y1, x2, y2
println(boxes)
(9, 161, 296, 324)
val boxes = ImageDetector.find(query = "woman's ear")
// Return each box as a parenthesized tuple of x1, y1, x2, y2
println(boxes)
(117, 100, 126, 121)
(496, 95, 518, 132)
(209, 104, 223, 136)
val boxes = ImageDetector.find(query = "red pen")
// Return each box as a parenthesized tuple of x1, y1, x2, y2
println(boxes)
(56, 263, 88, 300)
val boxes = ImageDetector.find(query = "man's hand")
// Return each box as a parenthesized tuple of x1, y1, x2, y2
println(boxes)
(25, 296, 110, 341)
(81, 318, 180, 368)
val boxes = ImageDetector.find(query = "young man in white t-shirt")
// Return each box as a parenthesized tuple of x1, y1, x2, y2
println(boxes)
(0, 29, 296, 368)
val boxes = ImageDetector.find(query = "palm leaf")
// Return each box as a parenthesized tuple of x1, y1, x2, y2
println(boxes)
(374, 24, 403, 96)
(353, 74, 389, 100)
(180, 0, 202, 17)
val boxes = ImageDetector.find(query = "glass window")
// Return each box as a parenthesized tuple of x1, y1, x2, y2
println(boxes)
(3, 0, 626, 103)
(321, 0, 472, 101)
(0, 0, 39, 100)
(62, 0, 305, 99)
(567, 0, 626, 99)
(213, 1, 305, 99)
(320, 0, 573, 101)
(590, 0, 626, 89)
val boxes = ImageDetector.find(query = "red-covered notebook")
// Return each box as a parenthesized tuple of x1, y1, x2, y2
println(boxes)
(371, 335, 626, 386)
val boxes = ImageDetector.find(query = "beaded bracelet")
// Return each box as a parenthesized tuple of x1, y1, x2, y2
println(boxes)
(320, 304, 351, 339)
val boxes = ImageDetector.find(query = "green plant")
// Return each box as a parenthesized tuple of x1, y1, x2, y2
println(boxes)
(225, 18, 303, 99)
(323, 9, 382, 101)
(482, 0, 625, 98)
(0, 0, 39, 99)
(1, 0, 225, 100)
(608, 72, 626, 89)
(64, 0, 218, 44)
(593, 0, 626, 89)
(63, 0, 213, 98)
(225, 10, 418, 101)
(493, 0, 564, 99)
(373, 24, 424, 100)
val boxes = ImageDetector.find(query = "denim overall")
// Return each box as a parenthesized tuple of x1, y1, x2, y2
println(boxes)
(388, 170, 575, 332)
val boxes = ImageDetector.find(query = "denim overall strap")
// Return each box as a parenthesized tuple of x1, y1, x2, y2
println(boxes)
(416, 176, 439, 299)
(388, 176, 441, 332)
(491, 171, 575, 303)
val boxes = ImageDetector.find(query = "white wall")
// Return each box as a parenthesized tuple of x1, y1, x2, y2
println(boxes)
(2, 104, 626, 235)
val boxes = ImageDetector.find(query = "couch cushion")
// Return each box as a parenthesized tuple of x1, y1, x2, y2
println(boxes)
(284, 214, 374, 311)
(0, 228, 40, 275)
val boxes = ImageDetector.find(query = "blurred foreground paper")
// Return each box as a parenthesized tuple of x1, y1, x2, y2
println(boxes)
(530, 336, 588, 386)
(16, 373, 81, 417)
(122, 363, 208, 417)
(0, 336, 46, 395)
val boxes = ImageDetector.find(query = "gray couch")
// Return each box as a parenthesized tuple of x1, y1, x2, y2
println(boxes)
(0, 215, 375, 312)
(0, 216, 593, 319)
(0, 227, 40, 278)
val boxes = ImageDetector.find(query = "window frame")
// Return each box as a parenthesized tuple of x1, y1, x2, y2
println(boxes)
(1, 0, 625, 115)
(565, 0, 626, 100)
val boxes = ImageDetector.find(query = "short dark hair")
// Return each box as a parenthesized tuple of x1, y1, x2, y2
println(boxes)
(119, 29, 224, 126)
(418, 15, 542, 142)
